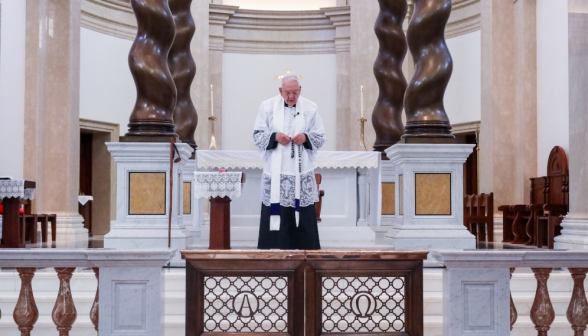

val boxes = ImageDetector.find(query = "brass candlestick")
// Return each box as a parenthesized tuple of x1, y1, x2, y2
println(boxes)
(359, 117, 368, 151)
(208, 116, 218, 150)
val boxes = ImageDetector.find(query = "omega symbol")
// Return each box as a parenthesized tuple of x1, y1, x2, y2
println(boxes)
(350, 292, 377, 318)
(232, 291, 259, 317)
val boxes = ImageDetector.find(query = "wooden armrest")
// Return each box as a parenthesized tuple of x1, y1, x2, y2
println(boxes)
(527, 204, 544, 211)
(511, 204, 529, 212)
(543, 204, 567, 215)
(498, 205, 511, 211)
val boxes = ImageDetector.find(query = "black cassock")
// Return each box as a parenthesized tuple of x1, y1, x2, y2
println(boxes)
(257, 204, 321, 250)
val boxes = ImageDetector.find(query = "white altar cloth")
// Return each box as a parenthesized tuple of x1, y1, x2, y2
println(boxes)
(196, 151, 381, 228)
(197, 150, 379, 170)
(194, 172, 243, 199)
(0, 179, 35, 200)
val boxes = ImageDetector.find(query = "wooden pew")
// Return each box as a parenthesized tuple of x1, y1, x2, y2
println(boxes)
(464, 193, 494, 243)
(499, 146, 569, 248)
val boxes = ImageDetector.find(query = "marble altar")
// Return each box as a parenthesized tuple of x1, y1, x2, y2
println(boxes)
(192, 150, 381, 248)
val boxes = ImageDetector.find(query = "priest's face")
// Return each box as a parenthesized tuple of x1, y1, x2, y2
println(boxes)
(279, 80, 301, 106)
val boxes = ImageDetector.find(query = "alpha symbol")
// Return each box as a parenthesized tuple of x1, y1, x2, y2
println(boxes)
(232, 291, 259, 317)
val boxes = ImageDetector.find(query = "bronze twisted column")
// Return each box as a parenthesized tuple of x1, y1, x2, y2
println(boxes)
(402, 0, 455, 141)
(372, 0, 408, 153)
(125, 0, 178, 138)
(169, 0, 197, 149)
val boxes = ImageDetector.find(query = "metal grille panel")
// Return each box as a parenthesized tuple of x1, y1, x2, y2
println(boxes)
(204, 276, 288, 332)
(322, 276, 405, 332)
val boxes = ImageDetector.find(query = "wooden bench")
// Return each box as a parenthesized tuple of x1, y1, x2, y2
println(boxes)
(464, 193, 494, 243)
(499, 146, 569, 248)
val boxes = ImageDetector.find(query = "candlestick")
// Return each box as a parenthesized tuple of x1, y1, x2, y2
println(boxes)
(358, 117, 367, 151)
(210, 84, 214, 117)
(360, 86, 364, 118)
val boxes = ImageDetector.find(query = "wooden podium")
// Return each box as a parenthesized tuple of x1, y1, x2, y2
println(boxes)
(194, 172, 245, 250)
(0, 180, 36, 248)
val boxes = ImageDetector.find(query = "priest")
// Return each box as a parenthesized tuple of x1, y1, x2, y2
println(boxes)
(252, 73, 326, 250)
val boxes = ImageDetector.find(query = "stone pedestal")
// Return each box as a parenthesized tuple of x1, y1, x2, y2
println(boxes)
(384, 144, 475, 251)
(104, 143, 193, 264)
(182, 159, 201, 240)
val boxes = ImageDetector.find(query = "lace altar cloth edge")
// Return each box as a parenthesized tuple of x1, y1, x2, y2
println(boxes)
(196, 150, 380, 169)
(193, 172, 243, 199)
(0, 180, 35, 200)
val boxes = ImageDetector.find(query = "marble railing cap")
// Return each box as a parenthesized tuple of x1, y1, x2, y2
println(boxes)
(434, 250, 588, 268)
(0, 249, 174, 268)
(181, 250, 429, 260)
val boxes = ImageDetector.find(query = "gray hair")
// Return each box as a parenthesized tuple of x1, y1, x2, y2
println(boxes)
(281, 73, 301, 88)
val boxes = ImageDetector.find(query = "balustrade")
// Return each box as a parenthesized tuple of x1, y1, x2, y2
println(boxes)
(436, 250, 588, 336)
(0, 249, 172, 336)
(182, 250, 428, 336)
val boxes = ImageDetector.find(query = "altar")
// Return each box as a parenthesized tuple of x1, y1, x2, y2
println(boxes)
(191, 150, 382, 248)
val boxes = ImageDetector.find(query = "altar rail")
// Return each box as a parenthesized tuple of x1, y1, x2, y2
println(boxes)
(435, 250, 588, 336)
(182, 250, 428, 336)
(0, 249, 172, 336)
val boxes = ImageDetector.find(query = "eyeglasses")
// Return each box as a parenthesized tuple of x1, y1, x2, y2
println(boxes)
(283, 90, 300, 97)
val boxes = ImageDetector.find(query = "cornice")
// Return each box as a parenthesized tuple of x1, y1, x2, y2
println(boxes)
(451, 121, 480, 135)
(213, 6, 342, 55)
(446, 0, 480, 39)
(81, 0, 136, 40)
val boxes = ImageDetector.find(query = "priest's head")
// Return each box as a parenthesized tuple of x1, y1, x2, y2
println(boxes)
(279, 74, 301, 106)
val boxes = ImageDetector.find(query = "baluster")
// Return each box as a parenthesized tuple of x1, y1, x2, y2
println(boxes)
(567, 268, 588, 336)
(510, 267, 518, 331)
(13, 268, 39, 336)
(90, 268, 99, 331)
(530, 268, 555, 336)
(52, 268, 77, 336)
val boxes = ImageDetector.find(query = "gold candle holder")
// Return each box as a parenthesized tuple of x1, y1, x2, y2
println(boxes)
(358, 117, 368, 151)
(208, 116, 218, 150)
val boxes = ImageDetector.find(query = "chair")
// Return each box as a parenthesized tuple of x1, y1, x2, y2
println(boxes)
(464, 193, 494, 243)
(315, 174, 325, 222)
(19, 199, 56, 244)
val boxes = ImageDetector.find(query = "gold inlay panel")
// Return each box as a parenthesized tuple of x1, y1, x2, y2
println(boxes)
(183, 182, 192, 215)
(382, 183, 395, 215)
(415, 173, 451, 215)
(128, 172, 166, 215)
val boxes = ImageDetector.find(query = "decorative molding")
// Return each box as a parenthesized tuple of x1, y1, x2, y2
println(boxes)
(451, 121, 480, 134)
(446, 0, 480, 39)
(323, 6, 351, 53)
(81, 0, 136, 40)
(215, 6, 344, 55)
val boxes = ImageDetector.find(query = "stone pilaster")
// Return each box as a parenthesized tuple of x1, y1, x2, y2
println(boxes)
(324, 6, 351, 151)
(479, 0, 537, 226)
(555, 13, 588, 249)
(24, 0, 88, 244)
(208, 4, 238, 150)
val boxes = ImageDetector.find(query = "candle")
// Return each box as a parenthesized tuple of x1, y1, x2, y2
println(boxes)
(360, 86, 364, 118)
(210, 84, 214, 117)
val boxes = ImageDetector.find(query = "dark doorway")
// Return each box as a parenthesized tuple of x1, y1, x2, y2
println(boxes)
(455, 132, 478, 195)
(80, 132, 93, 235)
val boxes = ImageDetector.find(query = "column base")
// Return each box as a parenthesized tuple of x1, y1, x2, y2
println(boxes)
(554, 215, 588, 249)
(54, 213, 89, 247)
(386, 224, 475, 251)
(105, 223, 192, 265)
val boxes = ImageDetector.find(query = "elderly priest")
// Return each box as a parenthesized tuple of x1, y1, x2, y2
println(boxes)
(252, 74, 326, 250)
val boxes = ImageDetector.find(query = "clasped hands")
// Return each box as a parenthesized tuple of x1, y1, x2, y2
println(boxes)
(276, 132, 306, 146)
